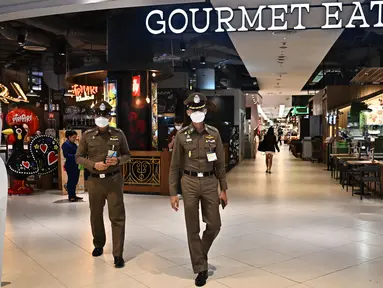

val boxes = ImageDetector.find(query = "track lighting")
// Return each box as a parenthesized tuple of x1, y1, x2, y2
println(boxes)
(200, 56, 206, 65)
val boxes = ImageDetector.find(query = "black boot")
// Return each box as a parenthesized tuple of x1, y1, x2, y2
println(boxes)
(92, 248, 103, 257)
(195, 271, 208, 287)
(114, 256, 125, 268)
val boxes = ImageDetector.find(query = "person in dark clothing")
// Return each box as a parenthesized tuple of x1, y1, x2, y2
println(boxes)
(168, 116, 184, 199)
(168, 116, 184, 151)
(62, 130, 82, 202)
(278, 127, 283, 146)
(263, 127, 280, 174)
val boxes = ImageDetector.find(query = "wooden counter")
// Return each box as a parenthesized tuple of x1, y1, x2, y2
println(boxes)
(123, 144, 230, 195)
(122, 151, 170, 195)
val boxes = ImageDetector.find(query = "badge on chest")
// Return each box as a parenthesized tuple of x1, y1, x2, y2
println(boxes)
(185, 134, 192, 143)
(207, 152, 217, 162)
(205, 135, 217, 162)
(205, 135, 216, 144)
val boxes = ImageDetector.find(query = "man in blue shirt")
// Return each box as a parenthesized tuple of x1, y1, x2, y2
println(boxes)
(62, 130, 83, 202)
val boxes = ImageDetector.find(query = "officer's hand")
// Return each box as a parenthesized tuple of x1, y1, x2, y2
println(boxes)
(106, 157, 119, 166)
(220, 191, 228, 207)
(170, 196, 179, 212)
(94, 162, 109, 171)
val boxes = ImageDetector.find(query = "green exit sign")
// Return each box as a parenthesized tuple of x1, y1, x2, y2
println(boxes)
(292, 107, 309, 115)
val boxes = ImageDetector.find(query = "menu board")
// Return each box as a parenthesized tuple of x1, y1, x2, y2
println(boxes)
(58, 130, 85, 195)
(157, 89, 178, 115)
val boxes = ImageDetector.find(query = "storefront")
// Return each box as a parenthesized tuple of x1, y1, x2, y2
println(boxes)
(311, 85, 383, 163)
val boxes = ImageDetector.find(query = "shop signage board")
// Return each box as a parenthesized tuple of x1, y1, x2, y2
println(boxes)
(71, 84, 98, 102)
(0, 82, 29, 104)
(146, 1, 383, 34)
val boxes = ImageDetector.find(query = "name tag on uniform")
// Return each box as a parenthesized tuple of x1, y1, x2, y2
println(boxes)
(207, 152, 217, 162)
(100, 174, 105, 178)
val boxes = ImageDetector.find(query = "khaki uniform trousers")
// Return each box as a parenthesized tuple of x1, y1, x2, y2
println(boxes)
(181, 174, 221, 273)
(88, 173, 126, 257)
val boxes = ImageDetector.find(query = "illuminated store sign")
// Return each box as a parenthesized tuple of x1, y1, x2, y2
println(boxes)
(132, 75, 141, 97)
(292, 106, 309, 116)
(146, 2, 383, 34)
(71, 84, 98, 102)
(0, 83, 29, 104)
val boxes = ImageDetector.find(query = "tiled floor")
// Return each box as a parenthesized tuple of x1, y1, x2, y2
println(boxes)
(3, 147, 383, 287)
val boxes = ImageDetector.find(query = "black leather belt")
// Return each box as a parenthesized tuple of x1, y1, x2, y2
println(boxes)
(90, 171, 120, 178)
(184, 170, 215, 178)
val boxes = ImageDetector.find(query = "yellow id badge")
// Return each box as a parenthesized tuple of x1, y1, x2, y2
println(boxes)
(207, 152, 217, 162)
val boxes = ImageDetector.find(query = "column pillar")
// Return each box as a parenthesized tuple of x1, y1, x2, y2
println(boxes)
(107, 9, 154, 150)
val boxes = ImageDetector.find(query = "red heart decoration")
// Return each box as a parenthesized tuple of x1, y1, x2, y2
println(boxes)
(22, 161, 30, 169)
(40, 144, 48, 154)
(47, 151, 58, 166)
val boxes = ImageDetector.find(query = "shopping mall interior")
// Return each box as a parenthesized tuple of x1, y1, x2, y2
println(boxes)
(2, 0, 383, 287)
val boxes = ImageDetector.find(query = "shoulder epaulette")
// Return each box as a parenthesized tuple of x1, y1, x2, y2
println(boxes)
(179, 126, 189, 133)
(84, 128, 97, 134)
(110, 127, 123, 133)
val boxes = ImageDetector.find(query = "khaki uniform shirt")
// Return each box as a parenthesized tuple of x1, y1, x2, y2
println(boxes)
(169, 124, 228, 196)
(76, 127, 131, 174)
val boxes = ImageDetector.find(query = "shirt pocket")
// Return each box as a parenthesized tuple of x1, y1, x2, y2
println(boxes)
(183, 143, 197, 159)
(88, 141, 101, 154)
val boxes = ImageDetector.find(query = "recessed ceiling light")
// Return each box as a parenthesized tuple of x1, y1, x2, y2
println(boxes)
(272, 31, 296, 36)
(280, 45, 288, 49)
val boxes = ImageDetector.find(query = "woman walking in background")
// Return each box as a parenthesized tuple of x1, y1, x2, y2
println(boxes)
(263, 127, 280, 174)
(253, 128, 260, 159)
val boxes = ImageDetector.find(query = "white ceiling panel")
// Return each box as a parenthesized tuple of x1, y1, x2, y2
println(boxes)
(211, 0, 357, 98)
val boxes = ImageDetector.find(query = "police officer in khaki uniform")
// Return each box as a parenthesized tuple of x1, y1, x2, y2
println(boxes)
(169, 92, 228, 287)
(76, 101, 130, 268)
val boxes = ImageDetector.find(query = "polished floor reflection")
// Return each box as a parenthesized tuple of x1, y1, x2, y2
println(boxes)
(3, 147, 383, 287)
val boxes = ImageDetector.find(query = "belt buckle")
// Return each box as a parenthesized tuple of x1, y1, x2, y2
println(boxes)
(197, 172, 204, 178)
(99, 174, 105, 179)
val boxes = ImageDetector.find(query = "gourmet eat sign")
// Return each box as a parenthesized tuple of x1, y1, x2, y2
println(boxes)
(146, 1, 383, 34)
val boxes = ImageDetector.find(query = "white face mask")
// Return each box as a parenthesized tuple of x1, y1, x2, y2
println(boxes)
(190, 111, 206, 123)
(95, 117, 109, 128)
(175, 125, 182, 131)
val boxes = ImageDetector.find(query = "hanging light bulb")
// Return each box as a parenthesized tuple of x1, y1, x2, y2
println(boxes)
(180, 41, 186, 52)
(146, 96, 150, 104)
